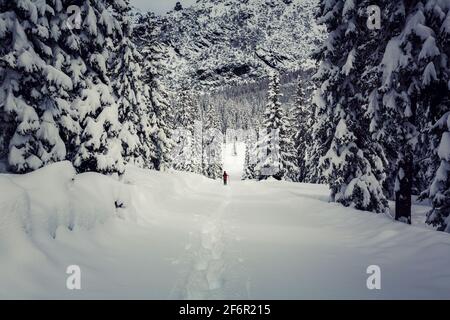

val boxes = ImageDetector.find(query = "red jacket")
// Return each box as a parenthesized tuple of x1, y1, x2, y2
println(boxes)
(223, 173, 228, 181)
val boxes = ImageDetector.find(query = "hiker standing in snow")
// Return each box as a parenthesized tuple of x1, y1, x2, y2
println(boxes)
(223, 171, 229, 186)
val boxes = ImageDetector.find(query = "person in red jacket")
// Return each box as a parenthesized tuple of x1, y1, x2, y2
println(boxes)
(223, 171, 229, 186)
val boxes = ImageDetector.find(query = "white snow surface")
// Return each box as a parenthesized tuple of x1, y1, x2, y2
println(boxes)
(222, 142, 246, 181)
(1, 145, 450, 299)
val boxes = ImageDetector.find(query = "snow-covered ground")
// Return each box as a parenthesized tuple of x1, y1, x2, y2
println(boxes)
(1, 144, 450, 299)
(222, 141, 246, 181)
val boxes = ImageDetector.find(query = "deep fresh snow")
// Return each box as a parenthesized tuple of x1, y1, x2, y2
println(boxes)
(1, 143, 450, 299)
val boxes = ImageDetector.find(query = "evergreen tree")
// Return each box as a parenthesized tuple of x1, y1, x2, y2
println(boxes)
(242, 128, 258, 180)
(379, 0, 449, 223)
(421, 0, 450, 232)
(283, 110, 299, 182)
(426, 109, 450, 232)
(290, 77, 314, 182)
(171, 126, 193, 172)
(172, 90, 198, 172)
(202, 104, 223, 179)
(0, 0, 76, 173)
(355, 1, 400, 202)
(192, 118, 204, 174)
(415, 1, 450, 199)
(136, 13, 174, 171)
(307, 81, 333, 185)
(70, 0, 126, 174)
(313, 0, 388, 213)
(113, 0, 154, 168)
(255, 72, 293, 181)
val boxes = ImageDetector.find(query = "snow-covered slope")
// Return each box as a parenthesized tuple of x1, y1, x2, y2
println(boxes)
(154, 0, 324, 89)
(1, 154, 450, 299)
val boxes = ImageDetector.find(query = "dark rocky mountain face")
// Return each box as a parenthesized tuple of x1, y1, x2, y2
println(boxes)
(151, 0, 324, 90)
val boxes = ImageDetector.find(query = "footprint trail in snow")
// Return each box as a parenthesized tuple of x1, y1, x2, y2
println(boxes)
(184, 195, 231, 299)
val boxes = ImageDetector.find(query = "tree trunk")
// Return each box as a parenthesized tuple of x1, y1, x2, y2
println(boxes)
(395, 152, 413, 224)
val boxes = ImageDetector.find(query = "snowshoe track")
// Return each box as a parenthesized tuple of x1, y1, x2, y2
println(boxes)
(184, 199, 230, 299)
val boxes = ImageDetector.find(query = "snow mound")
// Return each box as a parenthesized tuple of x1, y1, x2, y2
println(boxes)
(1, 162, 132, 238)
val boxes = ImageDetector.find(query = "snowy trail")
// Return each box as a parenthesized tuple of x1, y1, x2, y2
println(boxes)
(180, 144, 241, 299)
(182, 142, 245, 298)
(184, 198, 230, 299)
(222, 142, 246, 181)
(1, 145, 450, 299)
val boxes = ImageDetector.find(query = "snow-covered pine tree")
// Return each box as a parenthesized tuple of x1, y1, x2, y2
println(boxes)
(202, 127, 223, 179)
(192, 118, 204, 174)
(0, 0, 76, 173)
(136, 12, 174, 171)
(290, 76, 314, 182)
(172, 90, 198, 172)
(421, 0, 450, 232)
(255, 72, 293, 181)
(112, 0, 154, 168)
(415, 1, 450, 198)
(307, 85, 329, 184)
(379, 0, 449, 223)
(357, 0, 401, 199)
(147, 70, 173, 171)
(313, 0, 388, 213)
(378, 1, 420, 223)
(69, 0, 125, 174)
(242, 128, 258, 180)
(284, 110, 300, 182)
(426, 109, 450, 232)
(171, 126, 192, 172)
(355, 1, 401, 202)
(202, 104, 223, 179)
